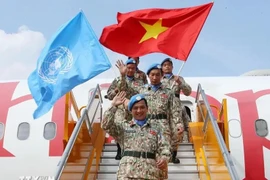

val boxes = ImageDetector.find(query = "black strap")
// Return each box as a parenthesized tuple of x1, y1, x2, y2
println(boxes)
(123, 151, 156, 159)
(147, 114, 167, 119)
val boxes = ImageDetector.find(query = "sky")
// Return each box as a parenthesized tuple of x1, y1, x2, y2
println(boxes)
(0, 0, 269, 80)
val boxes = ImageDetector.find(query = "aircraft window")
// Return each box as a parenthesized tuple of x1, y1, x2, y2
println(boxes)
(43, 122, 56, 140)
(0, 123, 4, 140)
(255, 119, 268, 137)
(17, 122, 30, 140)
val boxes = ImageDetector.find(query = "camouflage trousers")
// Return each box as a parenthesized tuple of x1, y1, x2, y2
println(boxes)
(182, 106, 191, 143)
(155, 154, 168, 180)
(171, 123, 183, 151)
(158, 166, 168, 180)
(117, 157, 161, 180)
(171, 98, 183, 151)
(147, 119, 171, 180)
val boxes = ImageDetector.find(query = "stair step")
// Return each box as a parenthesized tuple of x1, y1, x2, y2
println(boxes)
(67, 162, 227, 170)
(79, 143, 219, 157)
(78, 151, 195, 158)
(61, 142, 203, 180)
(103, 143, 193, 150)
(63, 164, 199, 172)
(96, 171, 199, 179)
(101, 148, 193, 152)
(60, 173, 94, 180)
(96, 151, 194, 158)
(60, 172, 200, 180)
(76, 156, 197, 164)
(80, 143, 194, 151)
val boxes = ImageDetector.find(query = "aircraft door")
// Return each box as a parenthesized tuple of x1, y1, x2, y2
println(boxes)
(181, 101, 194, 122)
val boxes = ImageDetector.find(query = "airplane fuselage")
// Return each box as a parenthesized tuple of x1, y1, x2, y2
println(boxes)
(0, 76, 269, 180)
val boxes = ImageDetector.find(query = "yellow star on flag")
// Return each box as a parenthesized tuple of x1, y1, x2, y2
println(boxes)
(139, 18, 169, 44)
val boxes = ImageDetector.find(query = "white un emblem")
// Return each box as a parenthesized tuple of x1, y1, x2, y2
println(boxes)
(38, 46, 73, 84)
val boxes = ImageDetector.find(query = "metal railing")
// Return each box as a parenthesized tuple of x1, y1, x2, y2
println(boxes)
(219, 99, 230, 152)
(54, 84, 103, 180)
(195, 83, 239, 180)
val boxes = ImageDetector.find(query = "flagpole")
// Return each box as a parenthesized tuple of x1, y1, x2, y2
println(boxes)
(170, 61, 185, 88)
(111, 65, 118, 78)
(175, 61, 186, 76)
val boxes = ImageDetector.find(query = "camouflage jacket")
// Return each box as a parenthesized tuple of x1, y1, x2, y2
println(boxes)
(114, 106, 133, 123)
(119, 76, 183, 127)
(161, 75, 192, 97)
(134, 69, 148, 84)
(101, 106, 171, 179)
(106, 76, 144, 100)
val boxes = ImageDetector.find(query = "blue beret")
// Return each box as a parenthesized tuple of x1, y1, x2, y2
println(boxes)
(146, 63, 161, 75)
(128, 94, 146, 111)
(125, 58, 136, 65)
(161, 58, 173, 66)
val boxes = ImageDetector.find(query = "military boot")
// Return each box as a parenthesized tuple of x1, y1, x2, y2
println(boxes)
(172, 151, 180, 164)
(115, 143, 122, 160)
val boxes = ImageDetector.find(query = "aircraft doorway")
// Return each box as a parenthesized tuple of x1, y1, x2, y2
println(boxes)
(181, 101, 193, 122)
(184, 106, 191, 120)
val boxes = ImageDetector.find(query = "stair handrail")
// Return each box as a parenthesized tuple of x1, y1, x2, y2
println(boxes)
(81, 123, 105, 180)
(70, 90, 81, 118)
(200, 147, 211, 180)
(219, 99, 230, 152)
(54, 84, 102, 180)
(81, 86, 105, 180)
(195, 83, 240, 180)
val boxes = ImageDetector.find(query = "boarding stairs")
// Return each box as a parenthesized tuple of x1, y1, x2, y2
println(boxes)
(55, 84, 240, 180)
(95, 142, 199, 180)
(61, 142, 199, 180)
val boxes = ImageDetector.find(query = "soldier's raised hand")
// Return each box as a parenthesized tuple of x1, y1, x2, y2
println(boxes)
(112, 91, 126, 107)
(115, 60, 126, 76)
(173, 76, 182, 85)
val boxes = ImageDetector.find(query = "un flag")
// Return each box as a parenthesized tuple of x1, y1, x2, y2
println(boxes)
(28, 11, 112, 119)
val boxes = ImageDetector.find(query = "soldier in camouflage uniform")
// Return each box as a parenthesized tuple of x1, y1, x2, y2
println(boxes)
(107, 58, 145, 160)
(107, 58, 145, 100)
(182, 106, 191, 143)
(161, 58, 192, 147)
(128, 57, 148, 84)
(101, 92, 171, 180)
(115, 61, 184, 167)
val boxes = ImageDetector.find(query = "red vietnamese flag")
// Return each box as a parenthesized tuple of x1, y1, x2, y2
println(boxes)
(99, 2, 213, 61)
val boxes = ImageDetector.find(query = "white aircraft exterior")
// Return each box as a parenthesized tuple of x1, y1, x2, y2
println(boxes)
(0, 74, 269, 180)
